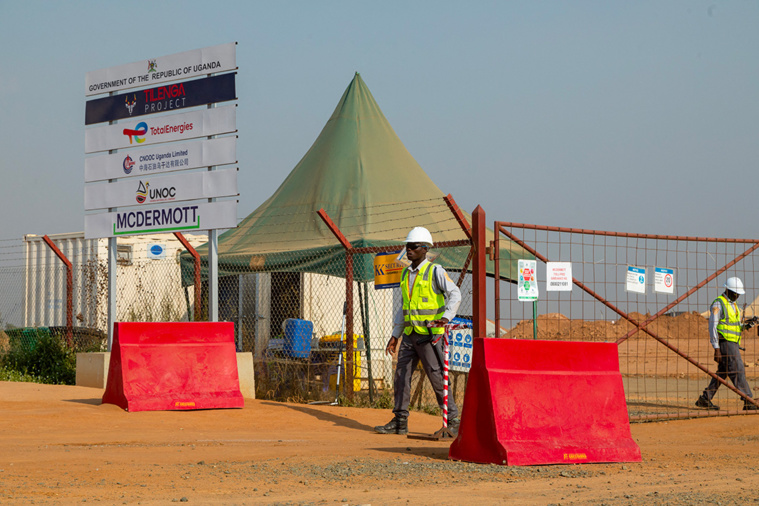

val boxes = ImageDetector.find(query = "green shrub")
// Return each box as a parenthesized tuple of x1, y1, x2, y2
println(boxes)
(0, 366, 44, 383)
(1, 331, 76, 385)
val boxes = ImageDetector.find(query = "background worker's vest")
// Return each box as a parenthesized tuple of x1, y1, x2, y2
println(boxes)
(401, 263, 446, 336)
(715, 294, 742, 343)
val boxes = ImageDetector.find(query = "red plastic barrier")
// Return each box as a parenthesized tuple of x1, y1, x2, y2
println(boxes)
(449, 338, 641, 466)
(102, 322, 244, 412)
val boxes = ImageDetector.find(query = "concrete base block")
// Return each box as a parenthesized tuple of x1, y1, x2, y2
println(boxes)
(76, 352, 110, 389)
(236, 352, 256, 399)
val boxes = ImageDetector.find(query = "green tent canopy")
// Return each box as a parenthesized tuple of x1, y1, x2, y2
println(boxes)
(181, 73, 528, 284)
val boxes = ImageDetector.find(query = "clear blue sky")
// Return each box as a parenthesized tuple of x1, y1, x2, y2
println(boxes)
(1, 1, 757, 240)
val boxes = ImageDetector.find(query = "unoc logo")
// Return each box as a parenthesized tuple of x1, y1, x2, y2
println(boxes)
(136, 181, 148, 204)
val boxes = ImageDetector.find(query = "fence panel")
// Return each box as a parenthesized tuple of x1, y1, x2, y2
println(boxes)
(494, 222, 759, 420)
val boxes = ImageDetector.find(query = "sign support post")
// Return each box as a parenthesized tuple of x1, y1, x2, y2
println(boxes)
(107, 98, 118, 351)
(208, 93, 219, 322)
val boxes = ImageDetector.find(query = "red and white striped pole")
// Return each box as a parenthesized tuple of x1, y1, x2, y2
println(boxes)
(443, 325, 450, 428)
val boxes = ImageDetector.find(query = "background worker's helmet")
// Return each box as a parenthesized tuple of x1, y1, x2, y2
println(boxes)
(725, 277, 746, 295)
(405, 227, 434, 247)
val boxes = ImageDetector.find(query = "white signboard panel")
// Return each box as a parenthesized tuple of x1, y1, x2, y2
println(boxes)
(85, 136, 236, 182)
(84, 168, 237, 210)
(85, 105, 236, 153)
(85, 200, 237, 239)
(86, 42, 236, 96)
(654, 267, 675, 294)
(625, 266, 647, 294)
(518, 259, 539, 301)
(546, 262, 572, 292)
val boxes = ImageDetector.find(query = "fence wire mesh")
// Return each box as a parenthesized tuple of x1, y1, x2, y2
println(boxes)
(494, 222, 759, 421)
(0, 207, 472, 416)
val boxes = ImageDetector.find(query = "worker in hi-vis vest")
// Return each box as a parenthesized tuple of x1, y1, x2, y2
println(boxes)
(374, 227, 462, 435)
(696, 277, 759, 411)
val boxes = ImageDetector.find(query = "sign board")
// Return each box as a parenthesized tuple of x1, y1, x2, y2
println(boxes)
(86, 42, 237, 96)
(373, 251, 404, 289)
(84, 168, 237, 210)
(85, 136, 236, 182)
(85, 104, 236, 153)
(625, 266, 646, 294)
(448, 327, 473, 373)
(85, 73, 236, 125)
(147, 243, 167, 260)
(85, 200, 237, 239)
(546, 262, 572, 292)
(518, 259, 539, 301)
(654, 267, 675, 294)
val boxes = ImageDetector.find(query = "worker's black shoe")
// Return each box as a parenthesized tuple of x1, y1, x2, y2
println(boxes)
(743, 401, 759, 411)
(374, 416, 408, 435)
(448, 418, 461, 437)
(695, 396, 719, 410)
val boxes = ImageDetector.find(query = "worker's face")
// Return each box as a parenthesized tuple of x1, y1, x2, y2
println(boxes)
(406, 243, 428, 262)
(727, 290, 740, 302)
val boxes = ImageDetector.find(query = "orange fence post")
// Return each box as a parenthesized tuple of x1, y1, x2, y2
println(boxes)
(471, 206, 486, 338)
(174, 232, 201, 321)
(42, 235, 73, 347)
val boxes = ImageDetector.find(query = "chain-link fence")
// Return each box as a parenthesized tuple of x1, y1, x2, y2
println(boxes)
(493, 222, 759, 421)
(0, 227, 472, 415)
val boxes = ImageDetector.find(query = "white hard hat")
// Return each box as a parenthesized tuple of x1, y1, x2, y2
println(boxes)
(405, 227, 434, 247)
(725, 277, 745, 295)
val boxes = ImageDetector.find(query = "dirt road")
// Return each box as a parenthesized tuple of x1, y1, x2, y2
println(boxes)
(1, 381, 758, 505)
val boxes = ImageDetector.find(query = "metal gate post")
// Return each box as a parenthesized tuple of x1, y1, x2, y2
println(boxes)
(472, 206, 487, 338)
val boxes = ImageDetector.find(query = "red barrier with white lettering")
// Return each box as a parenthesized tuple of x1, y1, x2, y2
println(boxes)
(102, 322, 244, 412)
(449, 338, 641, 466)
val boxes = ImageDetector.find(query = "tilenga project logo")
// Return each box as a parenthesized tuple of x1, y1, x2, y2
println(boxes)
(147, 59, 157, 72)
(136, 181, 148, 204)
(125, 94, 137, 115)
(123, 121, 148, 144)
(123, 155, 135, 174)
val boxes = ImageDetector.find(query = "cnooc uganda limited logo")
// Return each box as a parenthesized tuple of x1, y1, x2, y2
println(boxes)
(122, 155, 135, 174)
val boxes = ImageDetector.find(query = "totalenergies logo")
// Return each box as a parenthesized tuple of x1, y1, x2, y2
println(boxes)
(123, 121, 148, 144)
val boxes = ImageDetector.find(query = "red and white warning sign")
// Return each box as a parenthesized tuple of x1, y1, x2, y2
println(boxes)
(654, 267, 675, 294)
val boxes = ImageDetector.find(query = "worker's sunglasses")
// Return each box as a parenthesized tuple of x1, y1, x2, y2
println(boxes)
(406, 243, 425, 250)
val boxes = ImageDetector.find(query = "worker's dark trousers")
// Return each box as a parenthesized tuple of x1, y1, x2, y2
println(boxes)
(702, 339, 753, 400)
(392, 331, 459, 421)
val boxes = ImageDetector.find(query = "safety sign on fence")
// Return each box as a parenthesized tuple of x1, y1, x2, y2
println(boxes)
(625, 265, 646, 294)
(518, 259, 538, 301)
(654, 267, 675, 294)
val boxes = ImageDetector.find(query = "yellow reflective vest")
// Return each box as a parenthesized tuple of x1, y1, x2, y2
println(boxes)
(715, 294, 742, 343)
(401, 262, 446, 336)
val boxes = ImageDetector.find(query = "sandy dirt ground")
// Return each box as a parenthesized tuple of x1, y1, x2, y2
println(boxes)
(2, 381, 759, 505)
